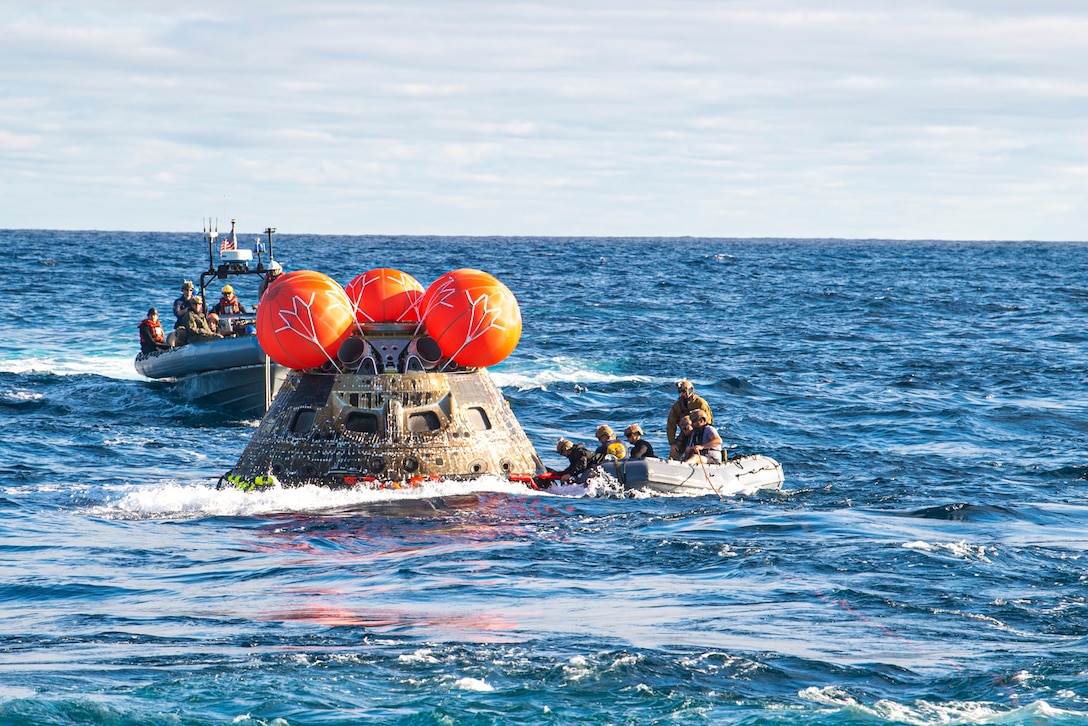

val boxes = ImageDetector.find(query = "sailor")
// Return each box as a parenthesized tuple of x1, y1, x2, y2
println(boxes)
(683, 410, 723, 465)
(258, 260, 284, 299)
(555, 438, 606, 483)
(670, 415, 695, 460)
(213, 284, 248, 315)
(138, 308, 170, 353)
(172, 280, 195, 322)
(623, 424, 655, 460)
(666, 379, 713, 455)
(594, 425, 627, 460)
(174, 296, 221, 346)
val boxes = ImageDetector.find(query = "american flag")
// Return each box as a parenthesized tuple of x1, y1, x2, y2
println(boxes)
(220, 231, 237, 252)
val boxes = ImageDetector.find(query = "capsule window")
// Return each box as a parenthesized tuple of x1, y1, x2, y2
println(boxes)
(407, 411, 441, 433)
(467, 407, 492, 431)
(345, 411, 379, 434)
(291, 409, 316, 434)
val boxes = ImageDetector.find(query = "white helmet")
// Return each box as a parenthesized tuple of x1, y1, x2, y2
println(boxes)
(267, 260, 282, 272)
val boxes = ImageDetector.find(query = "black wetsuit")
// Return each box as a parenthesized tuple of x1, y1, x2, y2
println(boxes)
(559, 444, 606, 482)
(628, 440, 655, 460)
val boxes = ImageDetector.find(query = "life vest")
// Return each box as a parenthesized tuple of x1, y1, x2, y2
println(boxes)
(216, 295, 241, 314)
(140, 318, 165, 343)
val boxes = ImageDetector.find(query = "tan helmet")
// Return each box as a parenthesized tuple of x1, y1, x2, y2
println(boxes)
(190, 295, 203, 305)
(678, 415, 692, 428)
(595, 425, 614, 440)
(556, 438, 573, 454)
(676, 379, 693, 394)
(690, 410, 708, 423)
(624, 423, 643, 438)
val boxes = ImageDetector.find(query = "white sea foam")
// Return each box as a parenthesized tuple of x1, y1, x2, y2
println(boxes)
(902, 540, 994, 562)
(0, 352, 142, 380)
(452, 677, 494, 692)
(87, 474, 546, 520)
(491, 357, 653, 391)
(798, 686, 1083, 724)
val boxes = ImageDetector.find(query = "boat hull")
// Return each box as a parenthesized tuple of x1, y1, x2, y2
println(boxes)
(603, 454, 784, 496)
(135, 336, 288, 417)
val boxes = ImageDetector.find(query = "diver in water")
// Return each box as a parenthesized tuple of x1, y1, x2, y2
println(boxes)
(554, 438, 607, 484)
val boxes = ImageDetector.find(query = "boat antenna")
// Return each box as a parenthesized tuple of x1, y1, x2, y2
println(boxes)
(264, 227, 276, 263)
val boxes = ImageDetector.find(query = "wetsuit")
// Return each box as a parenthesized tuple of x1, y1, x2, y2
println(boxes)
(628, 439, 655, 460)
(559, 444, 606, 483)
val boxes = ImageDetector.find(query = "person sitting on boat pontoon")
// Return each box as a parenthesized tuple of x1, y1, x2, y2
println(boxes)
(174, 296, 222, 346)
(670, 415, 695, 460)
(554, 438, 606, 484)
(258, 260, 284, 299)
(213, 284, 248, 316)
(172, 280, 195, 323)
(594, 425, 627, 460)
(138, 308, 170, 354)
(666, 379, 713, 455)
(683, 410, 723, 465)
(623, 424, 655, 460)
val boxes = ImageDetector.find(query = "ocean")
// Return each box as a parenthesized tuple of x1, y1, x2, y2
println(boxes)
(1, 230, 1087, 725)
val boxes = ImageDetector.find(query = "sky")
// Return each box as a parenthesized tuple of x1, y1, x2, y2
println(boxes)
(2, 1, 1087, 239)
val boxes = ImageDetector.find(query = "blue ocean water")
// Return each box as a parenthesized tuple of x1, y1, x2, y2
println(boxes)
(1, 229, 1087, 725)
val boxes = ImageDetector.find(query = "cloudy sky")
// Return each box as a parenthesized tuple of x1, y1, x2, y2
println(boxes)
(2, 1, 1086, 238)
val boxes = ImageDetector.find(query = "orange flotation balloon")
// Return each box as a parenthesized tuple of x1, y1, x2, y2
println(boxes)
(257, 270, 355, 370)
(345, 268, 424, 324)
(421, 268, 522, 368)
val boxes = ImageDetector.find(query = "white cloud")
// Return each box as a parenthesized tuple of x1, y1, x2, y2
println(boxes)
(0, 0, 1086, 238)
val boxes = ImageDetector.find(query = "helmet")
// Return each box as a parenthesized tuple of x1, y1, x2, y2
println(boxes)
(676, 379, 693, 393)
(624, 424, 643, 437)
(191, 295, 203, 305)
(268, 260, 282, 272)
(182, 280, 194, 290)
(690, 410, 708, 423)
(222, 284, 234, 294)
(595, 425, 614, 440)
(556, 438, 573, 454)
(147, 307, 157, 316)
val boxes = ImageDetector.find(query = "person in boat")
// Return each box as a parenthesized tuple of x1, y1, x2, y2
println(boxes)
(206, 311, 222, 335)
(213, 284, 248, 316)
(138, 308, 170, 354)
(174, 296, 222, 346)
(555, 438, 606, 483)
(172, 280, 196, 323)
(623, 424, 655, 460)
(594, 425, 627, 460)
(258, 260, 284, 299)
(670, 415, 695, 460)
(683, 410, 724, 465)
(666, 379, 713, 455)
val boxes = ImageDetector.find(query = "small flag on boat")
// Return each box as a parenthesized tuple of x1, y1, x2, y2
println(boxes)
(220, 232, 237, 252)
